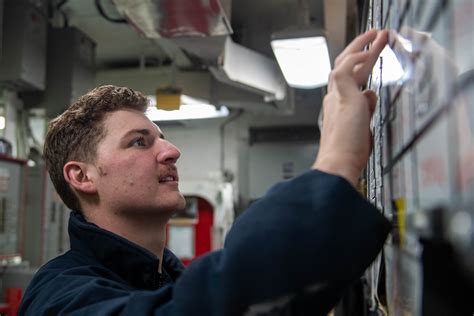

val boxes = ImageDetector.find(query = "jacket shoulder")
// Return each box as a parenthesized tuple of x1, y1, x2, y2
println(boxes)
(19, 251, 129, 315)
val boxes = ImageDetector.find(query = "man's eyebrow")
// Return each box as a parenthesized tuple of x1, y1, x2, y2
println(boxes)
(122, 129, 165, 139)
(122, 129, 150, 138)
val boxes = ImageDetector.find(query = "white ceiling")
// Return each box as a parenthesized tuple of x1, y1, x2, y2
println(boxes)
(57, 0, 356, 120)
(61, 0, 330, 69)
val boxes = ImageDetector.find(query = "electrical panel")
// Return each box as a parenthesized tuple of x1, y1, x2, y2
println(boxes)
(42, 26, 96, 118)
(363, 0, 474, 315)
(42, 184, 70, 264)
(0, 157, 27, 259)
(0, 0, 47, 91)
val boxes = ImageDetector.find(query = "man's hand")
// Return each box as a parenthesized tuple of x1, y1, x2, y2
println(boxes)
(313, 29, 389, 187)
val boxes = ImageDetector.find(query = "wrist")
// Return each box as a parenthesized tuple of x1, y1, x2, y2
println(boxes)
(312, 155, 362, 187)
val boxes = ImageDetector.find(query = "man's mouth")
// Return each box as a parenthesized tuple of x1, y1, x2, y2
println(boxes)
(159, 174, 178, 183)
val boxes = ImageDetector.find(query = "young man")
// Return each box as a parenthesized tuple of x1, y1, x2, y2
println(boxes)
(20, 29, 390, 315)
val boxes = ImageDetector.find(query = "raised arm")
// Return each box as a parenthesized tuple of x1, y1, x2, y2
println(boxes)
(165, 29, 391, 315)
(314, 29, 388, 186)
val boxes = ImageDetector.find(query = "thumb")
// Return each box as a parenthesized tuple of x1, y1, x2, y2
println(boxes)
(362, 90, 378, 116)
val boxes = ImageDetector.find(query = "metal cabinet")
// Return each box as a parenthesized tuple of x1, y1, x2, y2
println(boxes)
(0, 156, 26, 260)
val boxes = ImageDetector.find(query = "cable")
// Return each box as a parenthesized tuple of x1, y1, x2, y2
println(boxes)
(220, 109, 243, 180)
(55, 0, 68, 9)
(55, 0, 69, 28)
(95, 0, 127, 24)
(61, 10, 69, 27)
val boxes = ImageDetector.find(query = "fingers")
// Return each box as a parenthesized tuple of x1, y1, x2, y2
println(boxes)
(329, 30, 389, 90)
(366, 30, 389, 72)
(337, 51, 371, 76)
(352, 30, 388, 84)
(328, 51, 371, 91)
(334, 29, 378, 67)
(363, 89, 377, 161)
(362, 90, 378, 115)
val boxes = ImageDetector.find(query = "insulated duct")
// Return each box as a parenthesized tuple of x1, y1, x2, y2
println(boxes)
(210, 37, 286, 101)
(111, 0, 290, 112)
(113, 0, 232, 38)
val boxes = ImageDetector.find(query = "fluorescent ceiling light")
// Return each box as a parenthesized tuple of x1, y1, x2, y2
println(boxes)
(147, 95, 229, 121)
(271, 36, 331, 89)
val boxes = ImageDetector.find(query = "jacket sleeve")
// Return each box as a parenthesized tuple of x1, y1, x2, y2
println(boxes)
(164, 170, 391, 315)
(20, 170, 391, 316)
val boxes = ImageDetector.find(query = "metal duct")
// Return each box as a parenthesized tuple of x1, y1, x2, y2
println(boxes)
(112, 0, 232, 38)
(210, 37, 286, 101)
(111, 0, 290, 112)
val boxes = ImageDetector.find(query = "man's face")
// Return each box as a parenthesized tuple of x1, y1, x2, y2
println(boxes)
(92, 109, 185, 216)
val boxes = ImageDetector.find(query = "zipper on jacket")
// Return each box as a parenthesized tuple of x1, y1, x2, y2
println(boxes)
(157, 273, 166, 288)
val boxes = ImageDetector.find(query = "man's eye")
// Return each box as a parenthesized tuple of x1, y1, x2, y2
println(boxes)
(132, 137, 147, 147)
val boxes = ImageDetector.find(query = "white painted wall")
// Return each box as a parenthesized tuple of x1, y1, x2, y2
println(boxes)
(161, 106, 321, 209)
(161, 118, 242, 179)
(161, 117, 243, 205)
(248, 142, 318, 200)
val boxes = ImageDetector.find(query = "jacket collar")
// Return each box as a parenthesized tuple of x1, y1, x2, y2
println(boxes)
(68, 211, 185, 290)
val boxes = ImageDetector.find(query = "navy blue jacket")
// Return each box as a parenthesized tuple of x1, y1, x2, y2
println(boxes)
(19, 170, 391, 315)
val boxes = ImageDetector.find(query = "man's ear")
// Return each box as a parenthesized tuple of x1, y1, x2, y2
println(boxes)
(63, 161, 98, 194)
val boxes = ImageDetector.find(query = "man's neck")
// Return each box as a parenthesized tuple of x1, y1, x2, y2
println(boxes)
(85, 211, 170, 273)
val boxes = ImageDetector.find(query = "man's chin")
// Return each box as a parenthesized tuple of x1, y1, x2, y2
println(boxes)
(122, 196, 186, 218)
(159, 194, 186, 214)
(176, 195, 186, 212)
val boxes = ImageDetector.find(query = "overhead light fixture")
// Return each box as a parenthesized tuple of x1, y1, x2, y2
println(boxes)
(146, 95, 229, 122)
(271, 29, 331, 89)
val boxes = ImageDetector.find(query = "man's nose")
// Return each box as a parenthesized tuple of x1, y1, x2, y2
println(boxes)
(156, 139, 181, 164)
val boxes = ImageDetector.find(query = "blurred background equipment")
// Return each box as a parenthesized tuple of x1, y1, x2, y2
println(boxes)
(360, 0, 474, 315)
